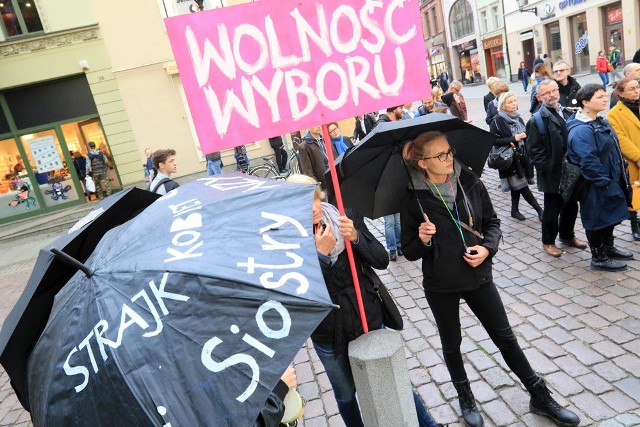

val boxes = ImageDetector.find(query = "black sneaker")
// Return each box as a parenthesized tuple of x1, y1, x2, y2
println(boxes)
(389, 250, 397, 261)
(397, 248, 403, 256)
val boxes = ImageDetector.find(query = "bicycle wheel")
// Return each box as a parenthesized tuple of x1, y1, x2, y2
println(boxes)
(249, 165, 279, 179)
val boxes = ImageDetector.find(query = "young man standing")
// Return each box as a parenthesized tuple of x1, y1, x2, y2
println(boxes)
(86, 141, 111, 200)
(149, 149, 179, 195)
(298, 125, 328, 189)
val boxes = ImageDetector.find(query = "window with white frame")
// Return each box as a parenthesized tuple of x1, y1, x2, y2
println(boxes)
(449, 0, 475, 40)
(0, 0, 43, 38)
(491, 5, 501, 29)
(480, 10, 488, 33)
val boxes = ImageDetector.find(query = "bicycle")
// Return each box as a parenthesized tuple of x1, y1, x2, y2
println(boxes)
(249, 142, 300, 180)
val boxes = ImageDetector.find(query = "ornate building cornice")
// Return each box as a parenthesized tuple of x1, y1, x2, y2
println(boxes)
(0, 26, 99, 57)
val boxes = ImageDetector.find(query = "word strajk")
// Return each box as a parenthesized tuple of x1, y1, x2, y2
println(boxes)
(63, 273, 189, 393)
(185, 0, 417, 137)
(200, 211, 309, 402)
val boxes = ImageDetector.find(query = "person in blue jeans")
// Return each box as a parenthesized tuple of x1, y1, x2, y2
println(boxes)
(517, 61, 530, 93)
(287, 174, 441, 427)
(384, 213, 402, 260)
(205, 151, 222, 175)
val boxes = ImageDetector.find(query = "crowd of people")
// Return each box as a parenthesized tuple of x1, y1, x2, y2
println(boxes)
(130, 54, 640, 426)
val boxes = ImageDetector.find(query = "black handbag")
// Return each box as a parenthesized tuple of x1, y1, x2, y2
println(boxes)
(362, 265, 403, 330)
(487, 145, 514, 170)
(558, 157, 584, 203)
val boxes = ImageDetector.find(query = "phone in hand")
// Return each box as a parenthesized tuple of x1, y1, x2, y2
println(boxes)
(465, 248, 478, 256)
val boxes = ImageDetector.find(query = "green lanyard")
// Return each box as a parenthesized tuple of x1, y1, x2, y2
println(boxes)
(428, 178, 467, 248)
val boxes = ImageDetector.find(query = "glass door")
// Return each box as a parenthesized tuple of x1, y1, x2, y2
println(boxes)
(77, 119, 121, 190)
(20, 129, 81, 208)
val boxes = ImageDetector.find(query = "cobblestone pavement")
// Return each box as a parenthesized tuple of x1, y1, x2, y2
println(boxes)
(1, 74, 639, 426)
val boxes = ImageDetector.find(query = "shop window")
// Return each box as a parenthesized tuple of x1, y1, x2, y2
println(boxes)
(0, 0, 43, 38)
(0, 137, 39, 220)
(450, 0, 475, 40)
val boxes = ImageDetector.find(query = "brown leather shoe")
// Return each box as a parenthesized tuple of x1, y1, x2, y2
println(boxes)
(543, 244, 562, 257)
(560, 237, 588, 249)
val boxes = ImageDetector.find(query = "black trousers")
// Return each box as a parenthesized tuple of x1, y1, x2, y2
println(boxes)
(585, 225, 615, 247)
(273, 145, 288, 172)
(542, 192, 579, 244)
(425, 282, 538, 388)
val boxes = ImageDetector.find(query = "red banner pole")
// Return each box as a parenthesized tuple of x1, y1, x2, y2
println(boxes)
(321, 124, 369, 334)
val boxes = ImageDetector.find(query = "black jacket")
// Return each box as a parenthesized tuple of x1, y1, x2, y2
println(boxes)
(401, 168, 501, 293)
(489, 114, 534, 180)
(311, 209, 387, 350)
(353, 114, 376, 141)
(525, 105, 570, 193)
(483, 92, 495, 112)
(558, 75, 581, 109)
(254, 380, 288, 427)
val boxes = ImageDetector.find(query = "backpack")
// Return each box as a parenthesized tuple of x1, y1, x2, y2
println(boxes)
(88, 152, 108, 174)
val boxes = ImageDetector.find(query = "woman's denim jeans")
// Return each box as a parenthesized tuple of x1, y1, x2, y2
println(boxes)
(313, 340, 439, 427)
(384, 213, 401, 252)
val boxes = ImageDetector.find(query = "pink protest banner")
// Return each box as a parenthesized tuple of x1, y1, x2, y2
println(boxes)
(165, 0, 430, 154)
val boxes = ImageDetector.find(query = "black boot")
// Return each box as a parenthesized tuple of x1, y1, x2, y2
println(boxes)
(630, 212, 640, 241)
(453, 379, 484, 427)
(511, 192, 525, 221)
(604, 235, 634, 260)
(522, 187, 543, 221)
(590, 245, 627, 271)
(527, 378, 580, 427)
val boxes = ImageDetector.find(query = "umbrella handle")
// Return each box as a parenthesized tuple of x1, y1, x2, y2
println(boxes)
(50, 248, 94, 278)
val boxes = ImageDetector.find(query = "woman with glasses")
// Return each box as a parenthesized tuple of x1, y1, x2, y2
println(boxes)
(607, 78, 640, 241)
(490, 92, 543, 221)
(567, 84, 633, 271)
(327, 122, 353, 157)
(400, 132, 580, 427)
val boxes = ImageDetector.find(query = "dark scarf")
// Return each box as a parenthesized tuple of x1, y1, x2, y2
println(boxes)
(620, 98, 640, 120)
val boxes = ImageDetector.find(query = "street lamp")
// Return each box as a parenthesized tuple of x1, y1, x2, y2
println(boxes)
(516, 0, 537, 14)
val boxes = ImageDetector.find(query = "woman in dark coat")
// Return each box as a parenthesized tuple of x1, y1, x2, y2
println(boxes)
(286, 175, 439, 427)
(400, 131, 579, 427)
(566, 83, 634, 271)
(490, 92, 543, 221)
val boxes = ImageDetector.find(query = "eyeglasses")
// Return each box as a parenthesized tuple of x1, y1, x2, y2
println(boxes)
(625, 86, 640, 92)
(328, 127, 339, 134)
(553, 69, 570, 74)
(423, 147, 456, 162)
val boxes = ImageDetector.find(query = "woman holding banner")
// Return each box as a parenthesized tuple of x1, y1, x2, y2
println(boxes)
(287, 174, 441, 427)
(400, 132, 580, 427)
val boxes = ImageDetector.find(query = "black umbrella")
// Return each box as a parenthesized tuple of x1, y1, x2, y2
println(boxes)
(26, 174, 334, 426)
(0, 187, 161, 409)
(329, 113, 497, 218)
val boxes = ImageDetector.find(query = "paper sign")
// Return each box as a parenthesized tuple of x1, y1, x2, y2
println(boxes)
(29, 135, 63, 173)
(165, 0, 430, 154)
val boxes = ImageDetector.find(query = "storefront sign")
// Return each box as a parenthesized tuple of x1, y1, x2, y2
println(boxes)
(575, 31, 588, 54)
(482, 35, 502, 50)
(29, 135, 62, 173)
(540, 3, 556, 20)
(607, 8, 622, 25)
(164, 0, 430, 153)
(559, 0, 585, 10)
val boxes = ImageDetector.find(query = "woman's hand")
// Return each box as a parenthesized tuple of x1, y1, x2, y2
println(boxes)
(338, 216, 358, 242)
(280, 365, 297, 390)
(463, 245, 490, 268)
(515, 132, 527, 141)
(418, 214, 436, 244)
(315, 222, 336, 255)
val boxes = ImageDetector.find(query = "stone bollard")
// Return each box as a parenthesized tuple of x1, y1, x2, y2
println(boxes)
(348, 329, 419, 427)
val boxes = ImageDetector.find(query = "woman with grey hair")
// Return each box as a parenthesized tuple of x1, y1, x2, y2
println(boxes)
(489, 92, 543, 221)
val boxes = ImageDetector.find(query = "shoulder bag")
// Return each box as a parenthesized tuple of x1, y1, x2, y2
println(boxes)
(487, 145, 515, 170)
(558, 157, 584, 203)
(361, 265, 403, 330)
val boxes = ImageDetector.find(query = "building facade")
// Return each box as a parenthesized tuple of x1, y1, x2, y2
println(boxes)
(504, 0, 640, 79)
(443, 0, 487, 83)
(0, 0, 135, 224)
(421, 0, 451, 83)
(477, 0, 511, 80)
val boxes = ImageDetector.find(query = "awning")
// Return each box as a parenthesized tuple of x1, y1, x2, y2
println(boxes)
(519, 30, 534, 41)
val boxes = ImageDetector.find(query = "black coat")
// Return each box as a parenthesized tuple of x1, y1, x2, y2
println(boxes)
(483, 92, 495, 112)
(525, 105, 570, 193)
(311, 209, 387, 350)
(489, 114, 534, 180)
(401, 168, 501, 293)
(558, 75, 581, 108)
(353, 114, 376, 141)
